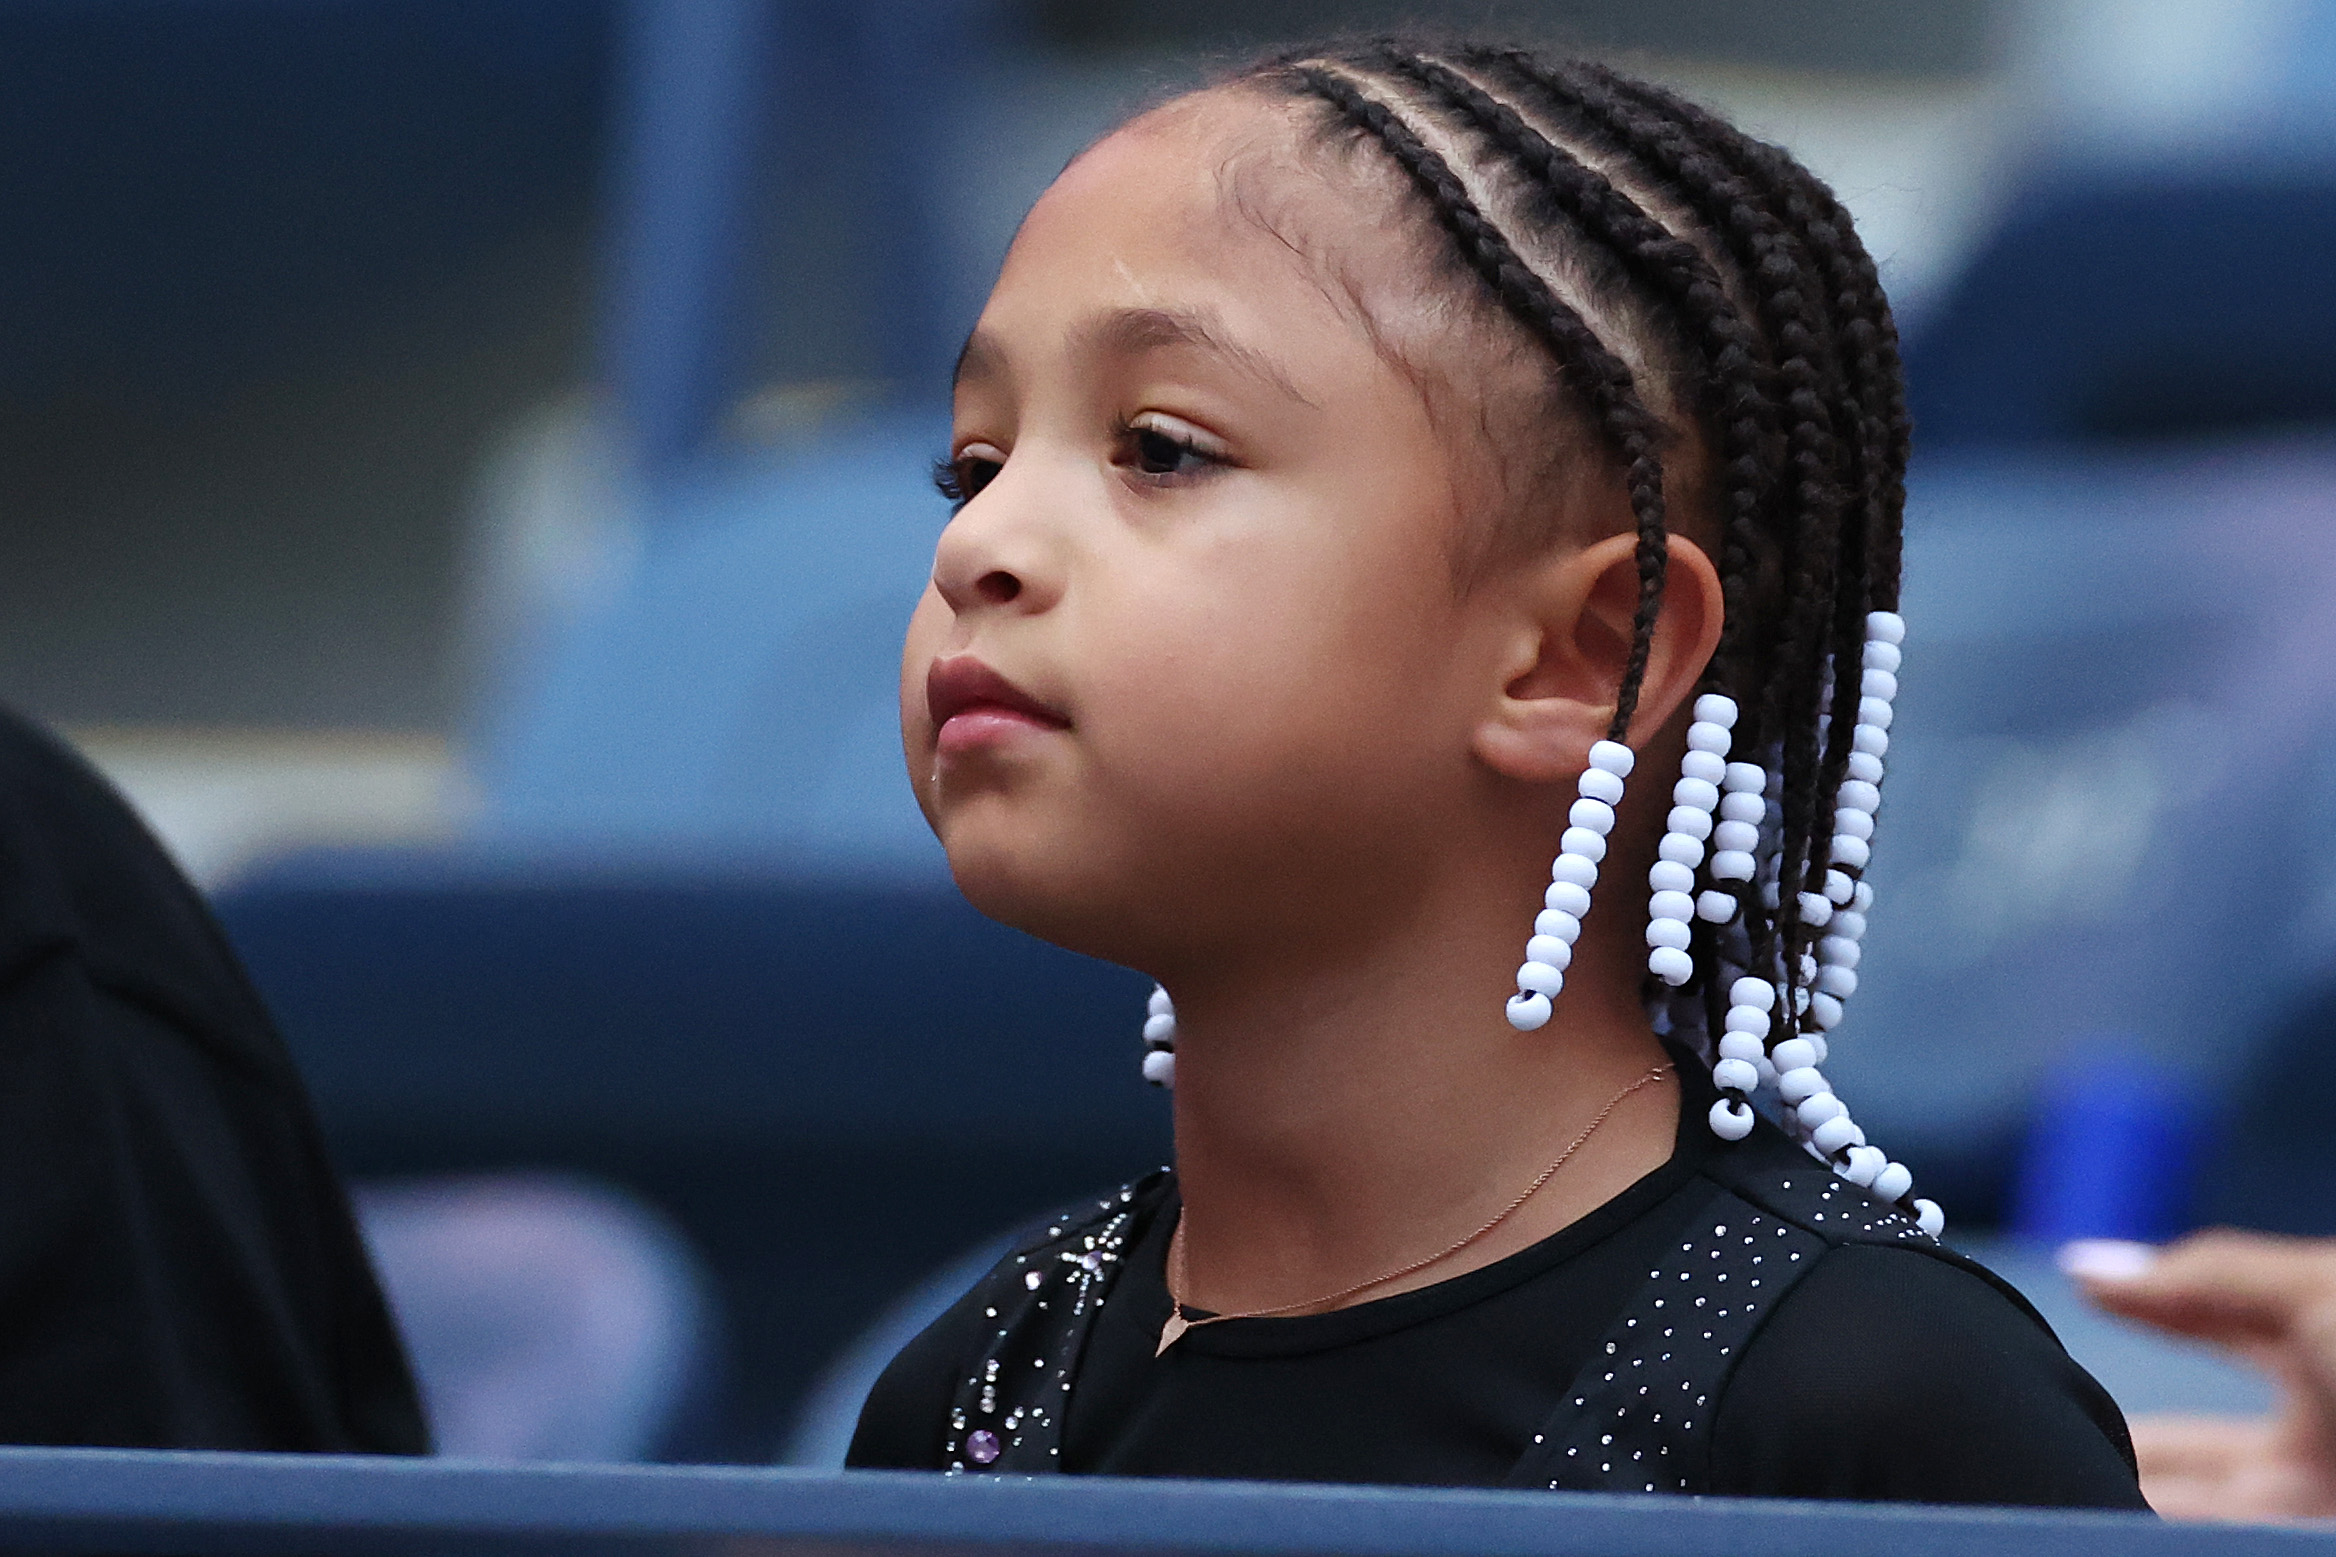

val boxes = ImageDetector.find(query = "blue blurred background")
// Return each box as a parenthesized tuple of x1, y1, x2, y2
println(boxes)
(10, 0, 2336, 1465)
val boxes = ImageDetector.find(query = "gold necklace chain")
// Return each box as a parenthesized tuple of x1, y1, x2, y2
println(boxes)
(1158, 1062, 1675, 1356)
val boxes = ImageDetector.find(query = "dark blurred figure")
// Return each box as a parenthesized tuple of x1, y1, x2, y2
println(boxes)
(0, 706, 424, 1452)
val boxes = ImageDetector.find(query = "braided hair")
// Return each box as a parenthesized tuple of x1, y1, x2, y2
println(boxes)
(1221, 43, 1911, 1191)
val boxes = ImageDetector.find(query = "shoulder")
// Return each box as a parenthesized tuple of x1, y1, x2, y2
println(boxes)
(846, 1173, 1173, 1470)
(1711, 1238, 2147, 1508)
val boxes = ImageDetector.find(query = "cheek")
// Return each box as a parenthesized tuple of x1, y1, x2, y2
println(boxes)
(1074, 513, 1469, 830)
(899, 586, 948, 795)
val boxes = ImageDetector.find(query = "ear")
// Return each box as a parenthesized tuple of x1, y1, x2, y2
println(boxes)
(1472, 531, 1725, 783)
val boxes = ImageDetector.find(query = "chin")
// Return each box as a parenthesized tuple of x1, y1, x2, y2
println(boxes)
(939, 823, 1156, 969)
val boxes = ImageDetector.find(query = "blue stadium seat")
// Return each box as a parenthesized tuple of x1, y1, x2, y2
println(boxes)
(1906, 169, 2336, 447)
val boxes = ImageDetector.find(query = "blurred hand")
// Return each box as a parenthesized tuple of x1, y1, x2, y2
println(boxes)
(2064, 1231, 2336, 1521)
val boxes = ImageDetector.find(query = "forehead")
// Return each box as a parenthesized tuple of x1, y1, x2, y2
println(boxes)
(991, 91, 1385, 343)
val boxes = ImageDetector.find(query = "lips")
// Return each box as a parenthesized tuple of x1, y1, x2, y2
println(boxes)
(926, 656, 1070, 749)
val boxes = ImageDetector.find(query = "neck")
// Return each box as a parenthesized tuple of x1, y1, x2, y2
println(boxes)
(1160, 835, 1680, 1318)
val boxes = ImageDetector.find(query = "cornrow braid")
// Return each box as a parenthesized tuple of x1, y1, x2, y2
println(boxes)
(1466, 51, 1869, 998)
(1280, 63, 1672, 743)
(1363, 47, 1789, 990)
(1585, 76, 1909, 873)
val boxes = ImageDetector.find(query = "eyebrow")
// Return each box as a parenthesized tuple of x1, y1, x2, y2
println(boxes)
(952, 306, 1318, 409)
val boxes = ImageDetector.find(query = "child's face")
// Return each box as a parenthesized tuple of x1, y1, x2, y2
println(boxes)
(901, 92, 1554, 971)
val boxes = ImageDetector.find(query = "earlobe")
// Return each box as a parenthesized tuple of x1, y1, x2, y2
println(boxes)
(1472, 532, 1725, 783)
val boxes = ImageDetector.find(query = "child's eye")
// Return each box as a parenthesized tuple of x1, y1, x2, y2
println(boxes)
(933, 446, 1003, 510)
(1116, 415, 1226, 483)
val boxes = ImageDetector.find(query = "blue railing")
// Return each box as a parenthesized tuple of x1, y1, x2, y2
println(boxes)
(0, 1448, 2319, 1556)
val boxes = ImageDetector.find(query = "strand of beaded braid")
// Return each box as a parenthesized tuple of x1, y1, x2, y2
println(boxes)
(1267, 62, 1678, 1033)
(1426, 50, 1939, 1232)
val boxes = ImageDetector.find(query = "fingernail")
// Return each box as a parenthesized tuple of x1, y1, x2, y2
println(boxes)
(2057, 1238, 2159, 1282)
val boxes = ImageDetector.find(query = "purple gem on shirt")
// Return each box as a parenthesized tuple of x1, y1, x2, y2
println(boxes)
(966, 1429, 1001, 1464)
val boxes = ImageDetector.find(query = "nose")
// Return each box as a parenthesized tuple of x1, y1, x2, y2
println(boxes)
(929, 461, 1063, 618)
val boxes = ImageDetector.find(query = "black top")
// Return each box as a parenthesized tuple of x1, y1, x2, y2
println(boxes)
(850, 1064, 2145, 1509)
(0, 707, 427, 1453)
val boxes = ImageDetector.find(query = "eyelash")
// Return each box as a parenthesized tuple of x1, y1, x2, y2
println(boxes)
(931, 418, 1228, 512)
(932, 455, 991, 511)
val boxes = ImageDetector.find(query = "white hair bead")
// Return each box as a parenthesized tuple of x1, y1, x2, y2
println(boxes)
(1709, 1098, 1755, 1140)
(1696, 889, 1738, 923)
(1769, 1037, 1817, 1072)
(1852, 723, 1888, 757)
(1723, 1004, 1772, 1038)
(1645, 917, 1692, 951)
(1797, 951, 1820, 983)
(1588, 740, 1636, 776)
(1679, 749, 1726, 785)
(1569, 797, 1617, 835)
(1815, 965, 1857, 998)
(1712, 820, 1760, 853)
(1797, 891, 1834, 927)
(1505, 992, 1552, 1031)
(1648, 945, 1695, 986)
(1837, 779, 1881, 815)
(1516, 960, 1566, 996)
(1694, 693, 1740, 729)
(1657, 833, 1705, 867)
(1810, 1114, 1862, 1154)
(1831, 834, 1871, 870)
(1914, 1199, 1946, 1238)
(1861, 669, 1898, 702)
(1552, 853, 1599, 888)
(1808, 991, 1845, 1030)
(1831, 909, 1867, 941)
(1712, 1057, 1760, 1095)
(1649, 890, 1696, 924)
(1818, 935, 1861, 969)
(1563, 827, 1609, 863)
(1147, 986, 1174, 1018)
(1824, 869, 1855, 904)
(1872, 1162, 1913, 1202)
(1807, 1034, 1828, 1066)
(1866, 610, 1905, 645)
(1673, 776, 1721, 812)
(1142, 1049, 1176, 1086)
(1722, 761, 1765, 793)
(1667, 805, 1714, 841)
(1686, 722, 1731, 755)
(1851, 880, 1873, 912)
(1545, 880, 1592, 917)
(1863, 645, 1901, 679)
(1777, 1066, 1825, 1105)
(1536, 909, 1584, 944)
(1578, 766, 1625, 805)
(1143, 1012, 1177, 1044)
(1857, 696, 1894, 731)
(1717, 1032, 1765, 1063)
(1718, 792, 1764, 824)
(1526, 936, 1575, 971)
(1731, 976, 1777, 1011)
(1797, 1092, 1846, 1129)
(1843, 1145, 1887, 1186)
(1710, 849, 1757, 881)
(1647, 860, 1694, 894)
(1835, 807, 1874, 841)
(1845, 751, 1884, 785)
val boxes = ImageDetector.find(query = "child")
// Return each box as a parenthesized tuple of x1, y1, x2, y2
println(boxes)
(849, 41, 2147, 1507)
